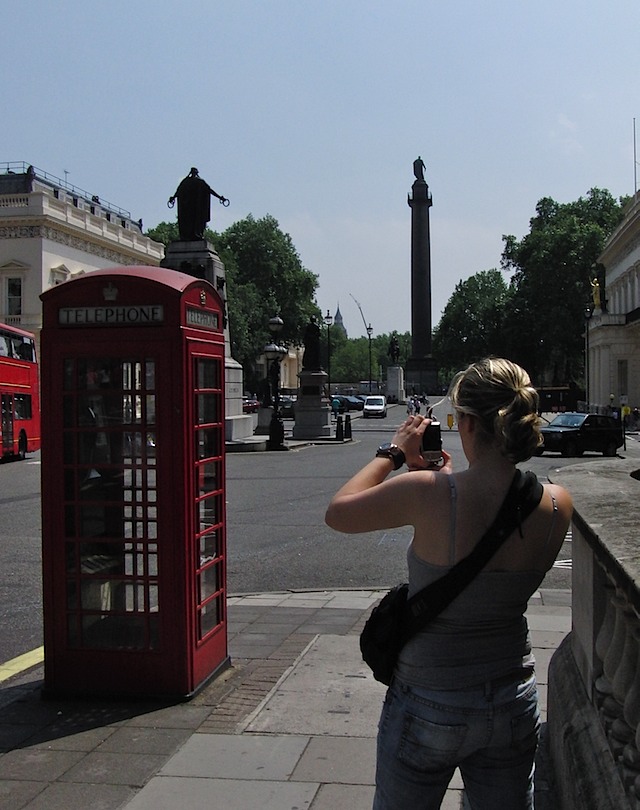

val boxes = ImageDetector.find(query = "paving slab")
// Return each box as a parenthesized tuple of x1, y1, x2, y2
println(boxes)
(125, 775, 319, 810)
(160, 733, 309, 781)
(245, 635, 385, 737)
(19, 781, 136, 810)
(291, 735, 376, 784)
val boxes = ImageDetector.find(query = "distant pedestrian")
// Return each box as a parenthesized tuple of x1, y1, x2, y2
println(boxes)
(406, 398, 415, 416)
(414, 397, 421, 415)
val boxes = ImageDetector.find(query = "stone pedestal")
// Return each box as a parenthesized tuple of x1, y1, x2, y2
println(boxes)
(161, 240, 253, 441)
(405, 356, 439, 396)
(293, 370, 333, 439)
(386, 365, 405, 404)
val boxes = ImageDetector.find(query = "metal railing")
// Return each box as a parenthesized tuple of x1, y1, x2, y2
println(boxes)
(1, 162, 134, 221)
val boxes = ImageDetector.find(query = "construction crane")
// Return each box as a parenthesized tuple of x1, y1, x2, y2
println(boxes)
(350, 294, 374, 391)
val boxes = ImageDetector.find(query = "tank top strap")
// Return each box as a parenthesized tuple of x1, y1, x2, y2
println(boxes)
(447, 475, 458, 565)
(544, 493, 559, 549)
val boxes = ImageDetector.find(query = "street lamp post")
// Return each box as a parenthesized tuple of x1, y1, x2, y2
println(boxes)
(324, 309, 333, 394)
(584, 305, 593, 412)
(366, 323, 373, 392)
(265, 315, 287, 450)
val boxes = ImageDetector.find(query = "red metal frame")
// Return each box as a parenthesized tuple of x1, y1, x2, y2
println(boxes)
(40, 267, 227, 698)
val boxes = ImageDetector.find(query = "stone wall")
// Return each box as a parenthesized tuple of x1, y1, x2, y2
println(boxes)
(550, 457, 640, 808)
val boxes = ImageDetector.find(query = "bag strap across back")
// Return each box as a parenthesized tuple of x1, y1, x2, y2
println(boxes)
(402, 470, 544, 642)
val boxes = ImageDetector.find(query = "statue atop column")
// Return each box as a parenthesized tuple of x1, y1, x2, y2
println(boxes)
(413, 156, 426, 182)
(168, 167, 229, 241)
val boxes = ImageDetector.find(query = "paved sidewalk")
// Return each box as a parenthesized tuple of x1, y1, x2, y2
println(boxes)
(0, 588, 570, 810)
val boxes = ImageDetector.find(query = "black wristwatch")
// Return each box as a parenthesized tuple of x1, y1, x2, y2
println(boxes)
(375, 442, 406, 470)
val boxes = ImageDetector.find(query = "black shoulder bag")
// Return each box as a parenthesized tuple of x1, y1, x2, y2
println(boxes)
(359, 470, 544, 686)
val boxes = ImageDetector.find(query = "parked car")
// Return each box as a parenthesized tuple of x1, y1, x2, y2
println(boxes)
(537, 412, 623, 457)
(242, 397, 260, 414)
(330, 395, 349, 413)
(363, 395, 387, 418)
(344, 395, 364, 411)
(279, 397, 296, 418)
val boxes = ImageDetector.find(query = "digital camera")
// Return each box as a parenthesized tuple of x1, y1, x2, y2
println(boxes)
(421, 420, 442, 463)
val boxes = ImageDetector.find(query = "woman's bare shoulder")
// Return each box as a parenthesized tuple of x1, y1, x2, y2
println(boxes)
(543, 482, 573, 517)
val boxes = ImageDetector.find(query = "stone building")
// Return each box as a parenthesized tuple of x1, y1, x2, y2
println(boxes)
(0, 163, 163, 349)
(588, 190, 640, 413)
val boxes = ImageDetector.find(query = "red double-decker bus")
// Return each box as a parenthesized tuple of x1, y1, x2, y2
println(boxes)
(0, 323, 41, 460)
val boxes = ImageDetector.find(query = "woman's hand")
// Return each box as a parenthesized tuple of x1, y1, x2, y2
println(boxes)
(391, 416, 454, 474)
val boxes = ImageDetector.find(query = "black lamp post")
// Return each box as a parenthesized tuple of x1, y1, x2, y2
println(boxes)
(584, 305, 593, 412)
(366, 323, 373, 392)
(324, 309, 333, 394)
(265, 315, 287, 450)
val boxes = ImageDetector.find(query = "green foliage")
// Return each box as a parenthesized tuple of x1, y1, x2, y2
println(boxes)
(217, 214, 319, 387)
(500, 188, 628, 384)
(145, 221, 180, 245)
(146, 215, 319, 391)
(327, 331, 412, 387)
(433, 270, 510, 384)
(432, 188, 628, 389)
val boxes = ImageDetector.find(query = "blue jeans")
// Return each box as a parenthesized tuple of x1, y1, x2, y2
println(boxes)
(373, 673, 540, 810)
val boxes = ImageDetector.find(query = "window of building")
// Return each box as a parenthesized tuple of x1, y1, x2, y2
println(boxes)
(6, 277, 22, 317)
(618, 359, 628, 399)
(50, 265, 70, 287)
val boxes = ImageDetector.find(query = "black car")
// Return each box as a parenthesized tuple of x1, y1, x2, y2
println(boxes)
(279, 397, 296, 418)
(538, 412, 623, 457)
(330, 394, 363, 412)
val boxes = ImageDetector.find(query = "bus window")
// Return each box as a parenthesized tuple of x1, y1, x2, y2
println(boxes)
(14, 394, 32, 421)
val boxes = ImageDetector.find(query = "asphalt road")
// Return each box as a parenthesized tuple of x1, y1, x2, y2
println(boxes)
(2, 403, 635, 666)
(225, 406, 576, 594)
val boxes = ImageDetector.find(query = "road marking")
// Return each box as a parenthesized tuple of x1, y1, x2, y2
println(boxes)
(0, 646, 44, 683)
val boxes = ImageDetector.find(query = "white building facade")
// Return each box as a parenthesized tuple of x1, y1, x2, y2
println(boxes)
(588, 191, 640, 413)
(0, 163, 163, 345)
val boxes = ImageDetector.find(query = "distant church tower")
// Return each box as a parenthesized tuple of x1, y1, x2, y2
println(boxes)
(333, 304, 347, 337)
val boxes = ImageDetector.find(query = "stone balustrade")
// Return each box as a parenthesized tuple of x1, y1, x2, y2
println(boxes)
(549, 456, 640, 809)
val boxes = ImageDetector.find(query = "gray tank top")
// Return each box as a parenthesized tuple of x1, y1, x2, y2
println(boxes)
(395, 476, 556, 690)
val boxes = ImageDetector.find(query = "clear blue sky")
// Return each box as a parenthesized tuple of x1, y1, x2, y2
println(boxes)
(4, 1, 638, 337)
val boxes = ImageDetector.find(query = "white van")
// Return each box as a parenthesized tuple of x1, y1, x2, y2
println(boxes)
(363, 395, 387, 418)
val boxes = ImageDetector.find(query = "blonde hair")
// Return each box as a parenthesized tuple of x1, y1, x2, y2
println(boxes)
(448, 358, 541, 463)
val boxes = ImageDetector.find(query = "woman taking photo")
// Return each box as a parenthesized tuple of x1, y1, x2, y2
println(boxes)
(325, 358, 572, 810)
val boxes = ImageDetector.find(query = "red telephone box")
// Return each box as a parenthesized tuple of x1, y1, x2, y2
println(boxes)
(40, 267, 228, 698)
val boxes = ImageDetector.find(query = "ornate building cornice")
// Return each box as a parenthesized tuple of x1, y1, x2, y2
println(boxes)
(0, 222, 160, 266)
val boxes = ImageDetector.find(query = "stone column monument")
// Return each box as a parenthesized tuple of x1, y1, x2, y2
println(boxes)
(405, 157, 438, 395)
(161, 168, 252, 443)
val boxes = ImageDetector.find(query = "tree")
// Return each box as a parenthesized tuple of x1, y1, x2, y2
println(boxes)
(501, 188, 628, 385)
(217, 214, 319, 389)
(147, 215, 319, 391)
(433, 269, 511, 383)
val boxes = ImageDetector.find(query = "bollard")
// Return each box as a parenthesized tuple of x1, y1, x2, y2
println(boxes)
(344, 413, 352, 440)
(336, 414, 344, 441)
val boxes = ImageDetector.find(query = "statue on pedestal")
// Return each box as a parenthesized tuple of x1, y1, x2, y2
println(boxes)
(302, 316, 321, 371)
(168, 167, 229, 241)
(388, 335, 400, 365)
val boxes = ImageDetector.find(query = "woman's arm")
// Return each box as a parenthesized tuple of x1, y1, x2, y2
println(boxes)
(325, 416, 452, 534)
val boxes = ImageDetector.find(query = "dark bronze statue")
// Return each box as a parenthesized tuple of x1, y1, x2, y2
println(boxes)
(413, 156, 426, 182)
(302, 316, 322, 371)
(388, 335, 400, 365)
(168, 167, 229, 241)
